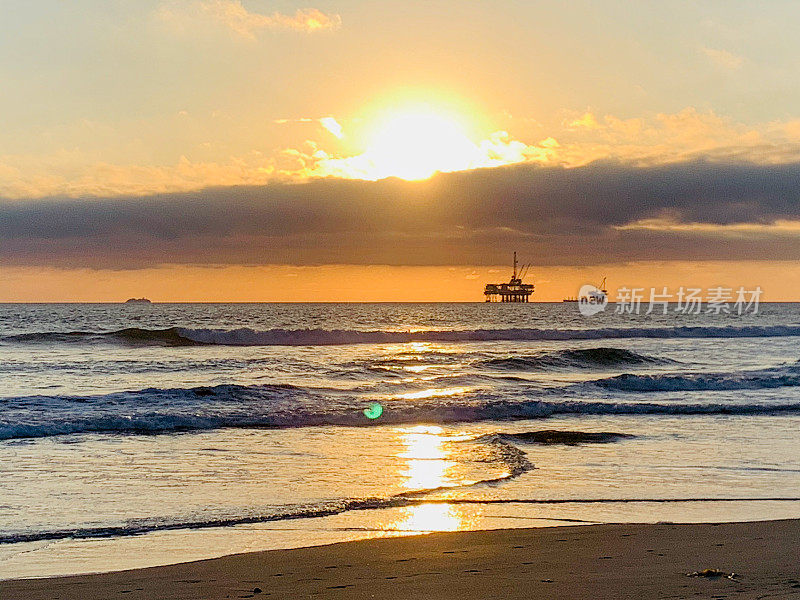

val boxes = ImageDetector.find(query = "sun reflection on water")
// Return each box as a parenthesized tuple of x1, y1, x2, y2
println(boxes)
(398, 425, 450, 490)
(402, 364, 433, 373)
(383, 425, 480, 533)
(391, 502, 465, 532)
(396, 387, 470, 400)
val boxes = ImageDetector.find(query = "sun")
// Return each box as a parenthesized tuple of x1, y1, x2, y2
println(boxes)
(308, 97, 536, 181)
(362, 107, 482, 180)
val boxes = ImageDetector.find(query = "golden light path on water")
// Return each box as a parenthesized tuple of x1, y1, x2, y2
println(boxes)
(382, 425, 482, 533)
(396, 387, 471, 401)
(371, 342, 488, 533)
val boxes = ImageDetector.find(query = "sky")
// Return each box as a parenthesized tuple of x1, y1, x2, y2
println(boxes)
(2, 0, 800, 301)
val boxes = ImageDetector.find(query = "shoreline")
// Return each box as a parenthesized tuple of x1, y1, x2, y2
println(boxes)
(3, 519, 799, 599)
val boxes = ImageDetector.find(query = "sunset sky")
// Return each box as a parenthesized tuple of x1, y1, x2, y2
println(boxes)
(3, 1, 800, 301)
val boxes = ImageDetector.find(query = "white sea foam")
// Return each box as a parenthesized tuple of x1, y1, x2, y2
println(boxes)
(176, 324, 800, 346)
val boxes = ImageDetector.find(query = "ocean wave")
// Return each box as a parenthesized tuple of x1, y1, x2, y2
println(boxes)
(478, 430, 635, 445)
(592, 366, 800, 392)
(0, 432, 535, 544)
(3, 495, 799, 545)
(471, 436, 533, 479)
(3, 327, 197, 346)
(0, 497, 417, 544)
(5, 324, 800, 347)
(480, 347, 669, 371)
(3, 383, 800, 440)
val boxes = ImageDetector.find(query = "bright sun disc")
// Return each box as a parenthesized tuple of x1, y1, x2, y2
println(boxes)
(364, 110, 480, 180)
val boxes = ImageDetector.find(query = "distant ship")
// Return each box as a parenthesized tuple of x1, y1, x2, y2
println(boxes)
(484, 252, 534, 302)
(563, 277, 607, 302)
(124, 297, 152, 304)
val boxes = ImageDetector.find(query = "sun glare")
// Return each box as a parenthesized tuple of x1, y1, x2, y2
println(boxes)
(309, 97, 544, 181)
(363, 109, 481, 180)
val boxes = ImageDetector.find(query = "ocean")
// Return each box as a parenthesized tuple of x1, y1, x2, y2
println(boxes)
(1, 302, 799, 578)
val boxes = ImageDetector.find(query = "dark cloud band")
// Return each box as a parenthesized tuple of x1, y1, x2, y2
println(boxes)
(2, 159, 799, 268)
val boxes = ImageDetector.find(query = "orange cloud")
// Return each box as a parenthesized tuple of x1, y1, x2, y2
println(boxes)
(566, 111, 600, 130)
(288, 130, 559, 181)
(701, 46, 744, 70)
(5, 107, 800, 198)
(157, 1, 341, 38)
(319, 117, 344, 139)
(615, 218, 800, 235)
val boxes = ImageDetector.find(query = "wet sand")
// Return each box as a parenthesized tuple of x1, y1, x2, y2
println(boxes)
(3, 519, 799, 599)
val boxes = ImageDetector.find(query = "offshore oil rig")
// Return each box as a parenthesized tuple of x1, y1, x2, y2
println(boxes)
(484, 252, 534, 302)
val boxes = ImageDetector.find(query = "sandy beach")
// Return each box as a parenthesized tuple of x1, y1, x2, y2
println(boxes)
(4, 519, 799, 599)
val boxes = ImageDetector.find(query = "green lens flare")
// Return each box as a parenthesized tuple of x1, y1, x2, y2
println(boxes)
(363, 402, 383, 419)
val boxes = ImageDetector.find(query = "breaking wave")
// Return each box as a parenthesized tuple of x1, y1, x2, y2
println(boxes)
(4, 382, 800, 440)
(592, 366, 800, 392)
(4, 324, 800, 347)
(481, 347, 669, 371)
(3, 327, 197, 346)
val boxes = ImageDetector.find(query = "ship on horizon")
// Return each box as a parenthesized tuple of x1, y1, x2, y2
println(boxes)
(484, 253, 534, 302)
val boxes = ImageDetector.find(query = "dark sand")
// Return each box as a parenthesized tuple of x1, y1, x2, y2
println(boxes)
(3, 520, 800, 599)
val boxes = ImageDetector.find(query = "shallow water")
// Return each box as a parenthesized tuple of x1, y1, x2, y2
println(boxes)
(1, 303, 799, 578)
